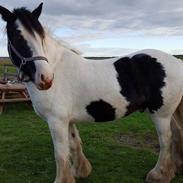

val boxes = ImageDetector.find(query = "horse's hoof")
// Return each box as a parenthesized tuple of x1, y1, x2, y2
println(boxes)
(62, 175, 76, 183)
(54, 175, 76, 183)
(73, 157, 92, 178)
(145, 168, 172, 183)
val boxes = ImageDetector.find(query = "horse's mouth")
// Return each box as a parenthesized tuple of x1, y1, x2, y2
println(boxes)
(36, 79, 53, 90)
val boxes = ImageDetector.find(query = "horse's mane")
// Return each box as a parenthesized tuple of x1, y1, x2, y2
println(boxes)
(57, 39, 82, 55)
(45, 29, 82, 55)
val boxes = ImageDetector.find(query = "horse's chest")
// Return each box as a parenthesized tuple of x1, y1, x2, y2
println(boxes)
(26, 86, 52, 121)
(31, 100, 50, 121)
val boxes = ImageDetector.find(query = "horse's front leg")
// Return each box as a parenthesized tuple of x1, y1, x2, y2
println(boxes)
(146, 114, 175, 183)
(69, 123, 92, 178)
(48, 119, 75, 183)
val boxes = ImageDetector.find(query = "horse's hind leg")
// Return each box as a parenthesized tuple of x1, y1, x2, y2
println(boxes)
(171, 97, 183, 173)
(146, 114, 175, 183)
(69, 123, 92, 178)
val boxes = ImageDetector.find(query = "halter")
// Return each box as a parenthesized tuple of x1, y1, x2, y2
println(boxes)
(8, 40, 48, 82)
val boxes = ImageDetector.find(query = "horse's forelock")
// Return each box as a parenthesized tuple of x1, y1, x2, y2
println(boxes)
(12, 7, 45, 39)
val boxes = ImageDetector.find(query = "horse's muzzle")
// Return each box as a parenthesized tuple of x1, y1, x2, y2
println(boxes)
(38, 80, 53, 90)
(37, 74, 54, 90)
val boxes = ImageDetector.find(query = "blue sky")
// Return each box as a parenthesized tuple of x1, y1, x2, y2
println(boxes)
(0, 0, 183, 56)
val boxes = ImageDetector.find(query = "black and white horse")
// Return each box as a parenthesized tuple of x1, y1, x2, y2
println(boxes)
(0, 3, 183, 183)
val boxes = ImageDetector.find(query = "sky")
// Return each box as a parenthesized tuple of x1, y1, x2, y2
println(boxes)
(0, 0, 183, 57)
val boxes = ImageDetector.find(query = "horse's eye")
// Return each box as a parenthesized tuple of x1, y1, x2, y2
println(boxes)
(15, 34, 21, 40)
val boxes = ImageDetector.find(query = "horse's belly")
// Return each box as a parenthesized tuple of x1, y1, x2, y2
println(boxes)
(72, 96, 130, 123)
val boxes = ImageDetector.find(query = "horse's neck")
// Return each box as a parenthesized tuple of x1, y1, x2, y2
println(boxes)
(44, 33, 84, 70)
(43, 34, 64, 68)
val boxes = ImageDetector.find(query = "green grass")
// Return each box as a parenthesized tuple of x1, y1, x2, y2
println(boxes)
(0, 60, 17, 78)
(0, 104, 183, 183)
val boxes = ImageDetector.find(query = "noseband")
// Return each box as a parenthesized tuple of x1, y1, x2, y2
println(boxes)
(8, 40, 48, 82)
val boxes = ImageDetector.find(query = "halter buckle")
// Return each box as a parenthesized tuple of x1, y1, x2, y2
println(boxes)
(22, 59, 27, 65)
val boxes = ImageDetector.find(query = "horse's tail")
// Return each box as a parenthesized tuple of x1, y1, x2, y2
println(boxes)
(171, 96, 183, 173)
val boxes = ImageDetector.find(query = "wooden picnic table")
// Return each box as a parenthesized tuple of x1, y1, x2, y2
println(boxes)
(0, 82, 30, 114)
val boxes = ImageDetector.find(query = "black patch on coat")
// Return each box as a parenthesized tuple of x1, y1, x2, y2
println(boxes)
(114, 54, 166, 114)
(86, 99, 115, 122)
(7, 23, 36, 80)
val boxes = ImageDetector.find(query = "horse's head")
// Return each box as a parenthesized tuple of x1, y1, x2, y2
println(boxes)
(0, 3, 54, 90)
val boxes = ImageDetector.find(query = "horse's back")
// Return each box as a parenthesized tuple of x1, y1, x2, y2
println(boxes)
(126, 49, 183, 90)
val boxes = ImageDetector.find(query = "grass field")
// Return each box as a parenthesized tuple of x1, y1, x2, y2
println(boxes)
(0, 60, 17, 78)
(0, 104, 183, 183)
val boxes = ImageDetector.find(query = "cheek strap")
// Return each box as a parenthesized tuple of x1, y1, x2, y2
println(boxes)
(8, 40, 48, 82)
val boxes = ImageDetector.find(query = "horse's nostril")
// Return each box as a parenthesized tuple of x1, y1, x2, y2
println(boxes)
(41, 74, 45, 81)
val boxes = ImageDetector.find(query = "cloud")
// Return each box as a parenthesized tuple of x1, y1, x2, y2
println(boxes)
(170, 49, 183, 55)
(1, 0, 183, 33)
(0, 0, 183, 56)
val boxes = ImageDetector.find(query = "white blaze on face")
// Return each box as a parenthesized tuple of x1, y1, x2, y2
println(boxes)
(16, 20, 54, 90)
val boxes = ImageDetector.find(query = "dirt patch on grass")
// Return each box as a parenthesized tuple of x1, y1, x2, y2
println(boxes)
(115, 133, 159, 154)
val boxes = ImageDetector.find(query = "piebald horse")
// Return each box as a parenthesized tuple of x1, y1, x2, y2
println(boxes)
(0, 3, 183, 183)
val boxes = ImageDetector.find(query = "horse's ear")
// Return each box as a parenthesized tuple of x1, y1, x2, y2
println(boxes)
(32, 3, 43, 19)
(0, 6, 13, 22)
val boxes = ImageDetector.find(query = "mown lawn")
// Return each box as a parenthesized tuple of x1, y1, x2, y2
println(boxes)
(0, 104, 183, 183)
